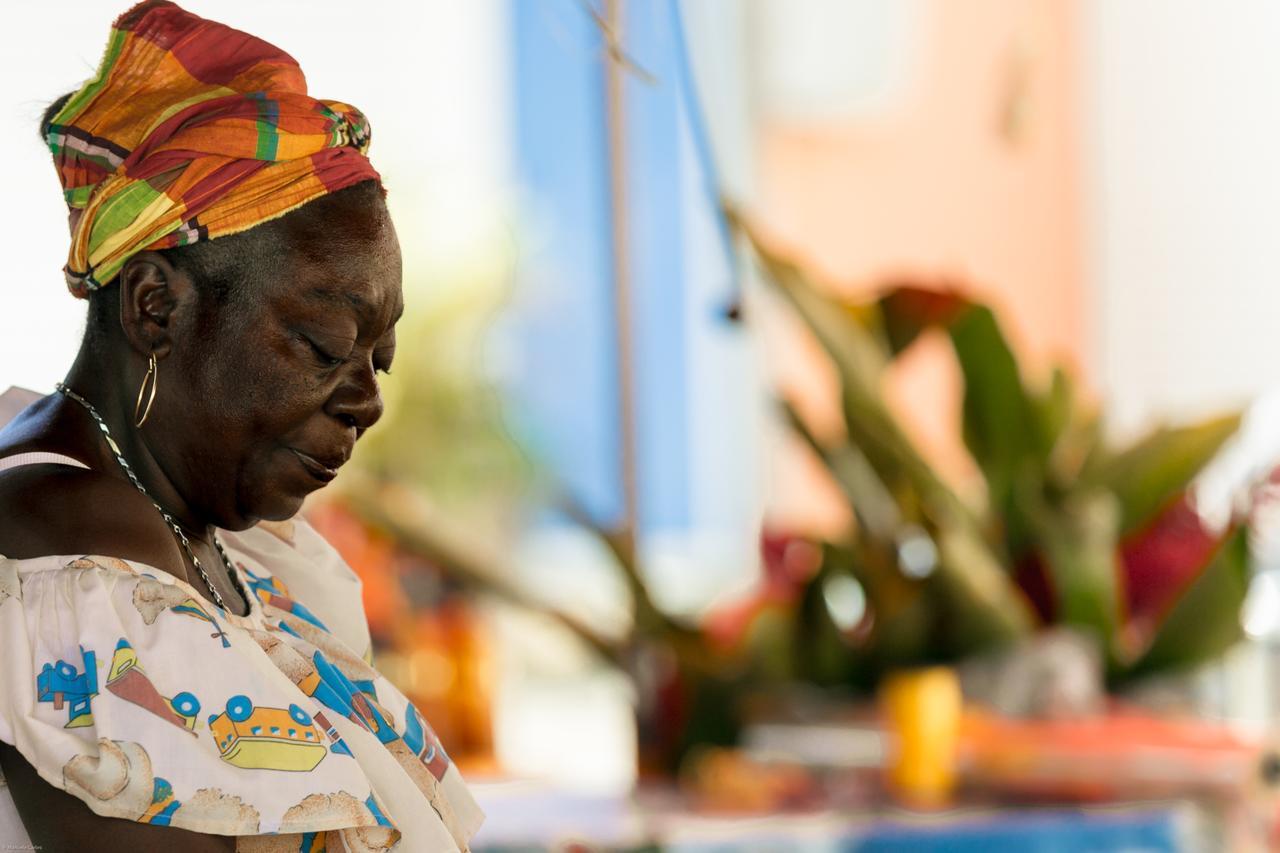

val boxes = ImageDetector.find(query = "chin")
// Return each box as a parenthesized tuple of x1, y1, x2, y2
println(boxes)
(259, 493, 309, 523)
(228, 490, 309, 531)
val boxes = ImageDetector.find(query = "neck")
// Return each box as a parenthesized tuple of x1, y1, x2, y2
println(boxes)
(63, 346, 215, 543)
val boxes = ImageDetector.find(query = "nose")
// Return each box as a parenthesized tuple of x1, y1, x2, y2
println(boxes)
(326, 362, 384, 435)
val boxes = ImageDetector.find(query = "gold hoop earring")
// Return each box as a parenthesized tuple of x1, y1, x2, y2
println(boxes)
(134, 353, 158, 428)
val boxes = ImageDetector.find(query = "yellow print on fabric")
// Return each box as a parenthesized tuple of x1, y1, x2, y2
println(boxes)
(208, 695, 327, 771)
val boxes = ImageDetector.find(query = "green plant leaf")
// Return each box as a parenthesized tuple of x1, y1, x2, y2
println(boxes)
(1124, 526, 1249, 678)
(930, 523, 1038, 655)
(948, 306, 1040, 513)
(735, 218, 915, 500)
(732, 214, 1036, 659)
(1046, 404, 1103, 489)
(781, 399, 904, 539)
(1091, 414, 1242, 535)
(1024, 489, 1122, 652)
(878, 285, 1050, 491)
(819, 542, 936, 673)
(1031, 366, 1074, 461)
(794, 560, 870, 686)
(870, 593, 938, 670)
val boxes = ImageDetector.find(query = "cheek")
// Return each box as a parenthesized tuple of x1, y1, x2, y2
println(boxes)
(245, 373, 330, 460)
(178, 333, 325, 452)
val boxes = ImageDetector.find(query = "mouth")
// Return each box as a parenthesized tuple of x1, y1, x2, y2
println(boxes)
(288, 448, 345, 484)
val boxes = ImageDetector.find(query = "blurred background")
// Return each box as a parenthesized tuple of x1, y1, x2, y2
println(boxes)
(10, 0, 1280, 849)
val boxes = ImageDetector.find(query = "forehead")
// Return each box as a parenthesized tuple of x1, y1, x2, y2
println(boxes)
(263, 200, 403, 324)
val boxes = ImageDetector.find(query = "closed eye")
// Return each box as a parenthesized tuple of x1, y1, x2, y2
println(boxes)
(302, 335, 343, 368)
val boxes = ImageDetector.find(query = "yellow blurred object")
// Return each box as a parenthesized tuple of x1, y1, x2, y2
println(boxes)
(879, 666, 963, 808)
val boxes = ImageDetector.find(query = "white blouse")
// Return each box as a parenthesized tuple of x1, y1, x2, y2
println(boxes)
(0, 500, 482, 851)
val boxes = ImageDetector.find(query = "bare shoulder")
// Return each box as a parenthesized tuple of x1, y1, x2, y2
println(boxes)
(0, 463, 185, 576)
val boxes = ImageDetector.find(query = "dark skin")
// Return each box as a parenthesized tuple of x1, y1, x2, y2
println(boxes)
(0, 192, 403, 851)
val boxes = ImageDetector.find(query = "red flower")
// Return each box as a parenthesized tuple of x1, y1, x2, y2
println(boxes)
(1119, 495, 1224, 645)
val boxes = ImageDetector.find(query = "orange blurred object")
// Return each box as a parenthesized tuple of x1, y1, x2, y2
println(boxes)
(390, 603, 495, 770)
(681, 746, 820, 813)
(961, 707, 1265, 803)
(307, 500, 407, 634)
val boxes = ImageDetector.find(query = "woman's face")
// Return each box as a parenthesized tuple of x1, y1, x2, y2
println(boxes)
(154, 196, 403, 529)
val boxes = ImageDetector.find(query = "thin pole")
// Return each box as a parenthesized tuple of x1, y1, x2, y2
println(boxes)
(603, 0, 640, 549)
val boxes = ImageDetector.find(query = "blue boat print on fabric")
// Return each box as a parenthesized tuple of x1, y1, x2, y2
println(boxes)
(37, 646, 97, 728)
(402, 700, 451, 781)
(240, 564, 330, 632)
(297, 650, 398, 745)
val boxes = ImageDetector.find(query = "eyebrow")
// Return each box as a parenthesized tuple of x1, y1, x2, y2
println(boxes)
(304, 288, 402, 328)
(305, 288, 370, 315)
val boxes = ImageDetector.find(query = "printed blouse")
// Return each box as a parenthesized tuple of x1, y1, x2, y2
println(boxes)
(0, 515, 483, 851)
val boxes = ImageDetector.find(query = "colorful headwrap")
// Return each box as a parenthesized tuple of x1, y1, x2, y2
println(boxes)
(47, 0, 382, 298)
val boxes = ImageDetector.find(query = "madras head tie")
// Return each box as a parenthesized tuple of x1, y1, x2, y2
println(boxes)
(47, 0, 382, 298)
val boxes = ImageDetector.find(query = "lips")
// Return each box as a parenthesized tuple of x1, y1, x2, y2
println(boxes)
(289, 447, 347, 484)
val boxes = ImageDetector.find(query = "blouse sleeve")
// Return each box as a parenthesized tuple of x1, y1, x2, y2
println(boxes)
(0, 553, 410, 849)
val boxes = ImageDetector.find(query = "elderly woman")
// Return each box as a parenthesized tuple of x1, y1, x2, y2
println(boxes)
(0, 2, 481, 850)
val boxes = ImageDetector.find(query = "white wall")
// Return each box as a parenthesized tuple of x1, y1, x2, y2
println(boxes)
(1083, 0, 1280, 437)
(1, 7, 102, 393)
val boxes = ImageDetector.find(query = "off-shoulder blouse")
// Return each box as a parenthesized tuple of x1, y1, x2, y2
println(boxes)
(0, 469, 482, 852)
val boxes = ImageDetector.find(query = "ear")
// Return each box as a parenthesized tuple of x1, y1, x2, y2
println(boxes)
(116, 252, 195, 360)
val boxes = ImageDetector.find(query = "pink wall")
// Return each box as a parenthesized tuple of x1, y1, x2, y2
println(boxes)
(755, 0, 1085, 533)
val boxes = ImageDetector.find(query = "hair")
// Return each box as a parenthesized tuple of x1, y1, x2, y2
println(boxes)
(39, 94, 385, 349)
